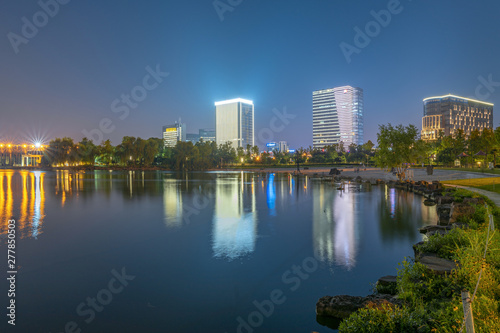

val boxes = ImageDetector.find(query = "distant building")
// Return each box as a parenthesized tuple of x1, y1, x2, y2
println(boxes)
(215, 98, 254, 150)
(162, 123, 186, 147)
(278, 141, 288, 153)
(266, 141, 288, 153)
(186, 133, 200, 144)
(313, 86, 364, 149)
(421, 94, 494, 141)
(199, 128, 215, 142)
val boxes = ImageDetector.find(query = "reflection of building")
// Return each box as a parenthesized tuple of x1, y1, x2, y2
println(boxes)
(212, 173, 257, 260)
(163, 179, 183, 228)
(163, 123, 186, 147)
(0, 170, 45, 239)
(421, 94, 494, 141)
(313, 86, 364, 148)
(313, 183, 358, 269)
(215, 98, 254, 150)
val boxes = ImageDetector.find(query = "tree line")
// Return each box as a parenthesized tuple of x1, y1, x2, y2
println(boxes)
(42, 124, 500, 171)
(375, 124, 500, 170)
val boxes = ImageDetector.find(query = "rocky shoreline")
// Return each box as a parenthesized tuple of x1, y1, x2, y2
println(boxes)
(315, 179, 482, 329)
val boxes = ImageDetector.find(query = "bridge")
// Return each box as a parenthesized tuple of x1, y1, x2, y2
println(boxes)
(0, 143, 47, 167)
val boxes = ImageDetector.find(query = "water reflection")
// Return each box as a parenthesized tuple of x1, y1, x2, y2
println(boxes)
(212, 173, 257, 260)
(163, 178, 183, 228)
(0, 170, 45, 239)
(266, 173, 276, 216)
(313, 183, 359, 270)
(378, 185, 437, 243)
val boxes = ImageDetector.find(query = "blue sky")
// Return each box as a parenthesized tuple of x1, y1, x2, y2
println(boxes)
(1, 0, 500, 149)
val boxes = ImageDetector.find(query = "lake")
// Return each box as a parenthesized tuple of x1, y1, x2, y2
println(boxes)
(0, 170, 437, 332)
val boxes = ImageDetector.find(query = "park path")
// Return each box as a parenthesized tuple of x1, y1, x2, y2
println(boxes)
(440, 184, 500, 207)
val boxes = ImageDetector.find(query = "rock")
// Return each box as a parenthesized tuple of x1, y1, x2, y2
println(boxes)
(377, 275, 397, 286)
(316, 294, 401, 319)
(437, 196, 454, 205)
(416, 255, 458, 275)
(413, 241, 425, 257)
(423, 199, 437, 206)
(437, 204, 452, 225)
(419, 225, 452, 234)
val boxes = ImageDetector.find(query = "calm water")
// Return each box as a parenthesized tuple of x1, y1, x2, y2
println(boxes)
(0, 170, 437, 333)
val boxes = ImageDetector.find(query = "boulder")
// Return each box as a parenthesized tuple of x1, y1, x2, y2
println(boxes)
(316, 294, 401, 319)
(377, 275, 397, 286)
(416, 255, 458, 275)
(419, 225, 452, 235)
(437, 196, 454, 205)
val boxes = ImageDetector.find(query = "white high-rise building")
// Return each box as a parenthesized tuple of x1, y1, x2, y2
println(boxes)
(313, 86, 363, 149)
(215, 98, 254, 150)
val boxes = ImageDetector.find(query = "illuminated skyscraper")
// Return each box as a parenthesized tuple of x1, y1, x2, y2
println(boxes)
(313, 86, 364, 149)
(162, 123, 186, 147)
(215, 98, 254, 150)
(421, 94, 494, 141)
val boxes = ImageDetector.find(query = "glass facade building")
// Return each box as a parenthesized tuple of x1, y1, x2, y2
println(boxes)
(421, 95, 494, 141)
(313, 86, 364, 149)
(199, 128, 215, 142)
(162, 123, 186, 147)
(215, 98, 254, 150)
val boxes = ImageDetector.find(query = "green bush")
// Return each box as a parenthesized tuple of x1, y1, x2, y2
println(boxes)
(339, 191, 500, 333)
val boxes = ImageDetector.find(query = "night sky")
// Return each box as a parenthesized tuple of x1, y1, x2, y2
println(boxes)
(2, 0, 500, 149)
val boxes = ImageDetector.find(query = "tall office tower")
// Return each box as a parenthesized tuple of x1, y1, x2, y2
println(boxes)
(312, 86, 364, 149)
(215, 98, 254, 150)
(421, 94, 494, 141)
(162, 123, 186, 147)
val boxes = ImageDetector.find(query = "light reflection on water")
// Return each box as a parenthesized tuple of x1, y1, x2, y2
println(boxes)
(0, 170, 45, 238)
(0, 169, 439, 332)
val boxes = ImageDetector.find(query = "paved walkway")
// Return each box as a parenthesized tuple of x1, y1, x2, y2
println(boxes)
(246, 167, 500, 182)
(440, 184, 500, 207)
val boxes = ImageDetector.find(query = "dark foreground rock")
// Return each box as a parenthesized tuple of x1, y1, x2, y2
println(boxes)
(316, 294, 401, 319)
(417, 255, 458, 275)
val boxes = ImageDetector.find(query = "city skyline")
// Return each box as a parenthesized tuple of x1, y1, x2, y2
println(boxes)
(2, 1, 500, 149)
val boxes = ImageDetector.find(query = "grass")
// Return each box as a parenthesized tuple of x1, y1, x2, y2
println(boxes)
(441, 178, 500, 195)
(339, 189, 500, 333)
